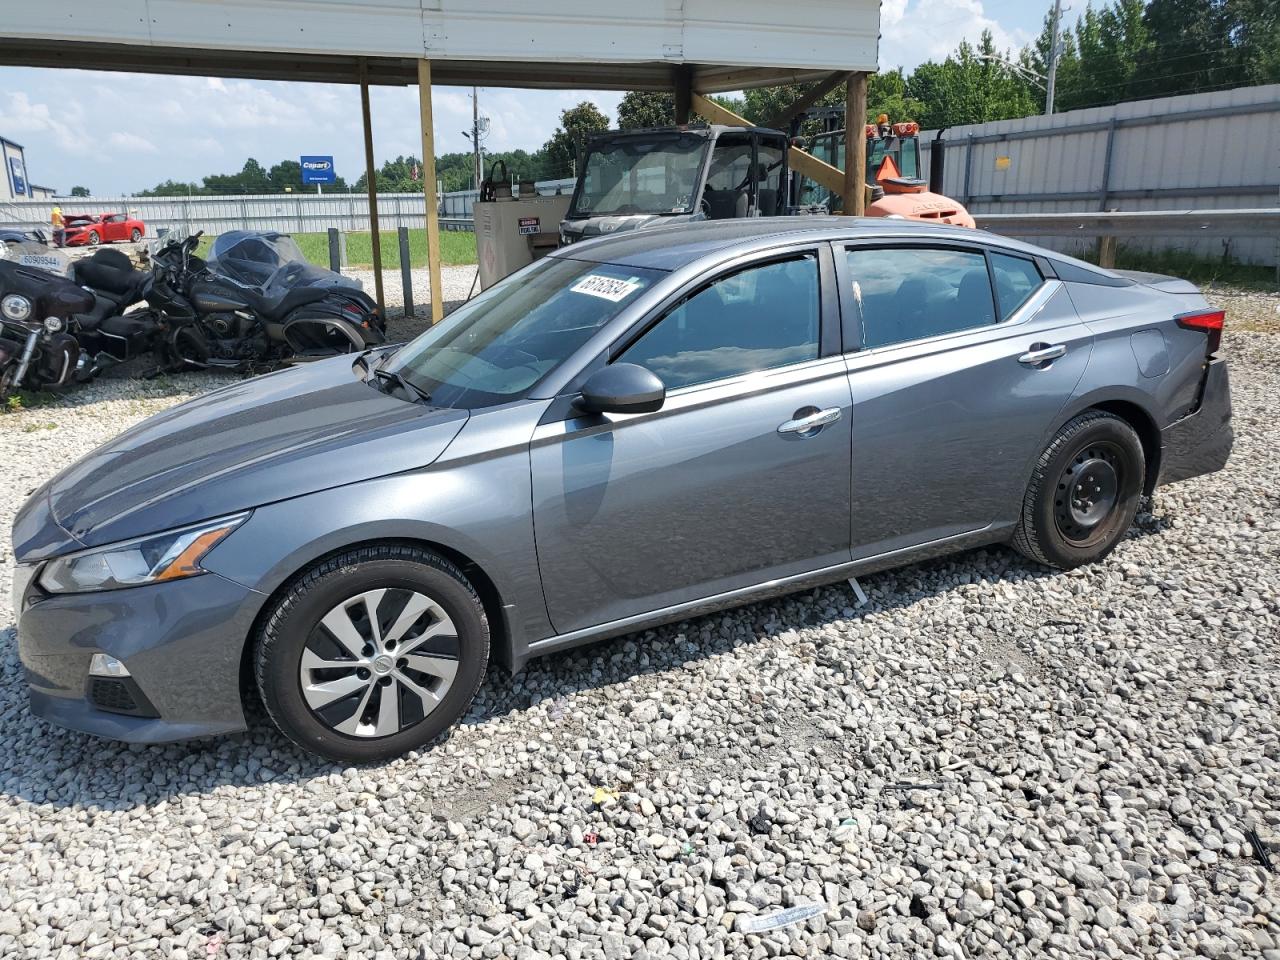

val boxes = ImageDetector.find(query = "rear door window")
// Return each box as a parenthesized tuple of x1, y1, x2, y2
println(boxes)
(844, 246, 996, 349)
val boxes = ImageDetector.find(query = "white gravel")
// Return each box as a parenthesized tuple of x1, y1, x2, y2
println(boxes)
(0, 287, 1277, 960)
(347, 265, 480, 329)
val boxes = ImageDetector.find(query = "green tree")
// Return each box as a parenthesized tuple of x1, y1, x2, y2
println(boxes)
(1131, 0, 1239, 99)
(69, 185, 90, 197)
(136, 179, 205, 197)
(617, 91, 675, 128)
(908, 32, 1038, 128)
(1228, 0, 1280, 84)
(541, 101, 611, 177)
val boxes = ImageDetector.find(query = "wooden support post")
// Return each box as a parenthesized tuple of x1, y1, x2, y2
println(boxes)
(359, 59, 386, 319)
(1097, 234, 1117, 269)
(673, 64, 692, 125)
(844, 72, 867, 216)
(417, 59, 444, 324)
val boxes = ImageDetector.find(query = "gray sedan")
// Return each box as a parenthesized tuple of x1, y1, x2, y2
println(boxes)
(12, 219, 1232, 762)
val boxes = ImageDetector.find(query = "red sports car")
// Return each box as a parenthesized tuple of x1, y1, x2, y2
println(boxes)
(64, 212, 146, 246)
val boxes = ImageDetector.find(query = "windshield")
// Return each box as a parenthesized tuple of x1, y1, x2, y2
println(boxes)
(385, 256, 665, 409)
(209, 230, 362, 295)
(570, 134, 709, 218)
(0, 240, 72, 277)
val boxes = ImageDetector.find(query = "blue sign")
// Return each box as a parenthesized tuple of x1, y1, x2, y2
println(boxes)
(9, 156, 27, 196)
(300, 155, 336, 185)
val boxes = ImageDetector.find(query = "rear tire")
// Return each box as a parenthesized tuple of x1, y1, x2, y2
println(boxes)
(1012, 411, 1145, 570)
(255, 544, 489, 763)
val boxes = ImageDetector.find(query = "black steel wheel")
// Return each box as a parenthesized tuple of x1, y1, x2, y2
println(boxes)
(255, 543, 489, 763)
(1013, 411, 1145, 569)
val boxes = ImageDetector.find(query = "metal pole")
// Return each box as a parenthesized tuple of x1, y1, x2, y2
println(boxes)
(1045, 0, 1063, 116)
(398, 226, 414, 318)
(328, 227, 342, 273)
(359, 58, 386, 319)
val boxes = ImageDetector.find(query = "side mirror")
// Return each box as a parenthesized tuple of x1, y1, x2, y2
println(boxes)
(575, 363, 665, 415)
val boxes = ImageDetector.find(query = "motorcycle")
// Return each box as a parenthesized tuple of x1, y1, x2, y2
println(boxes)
(145, 231, 383, 371)
(0, 244, 148, 401)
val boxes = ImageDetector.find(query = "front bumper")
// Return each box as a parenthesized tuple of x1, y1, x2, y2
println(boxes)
(1157, 357, 1233, 487)
(16, 569, 263, 743)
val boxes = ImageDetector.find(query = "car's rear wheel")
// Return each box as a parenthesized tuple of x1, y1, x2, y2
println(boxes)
(88, 230, 100, 245)
(255, 544, 489, 763)
(1012, 410, 1145, 569)
(130, 228, 141, 242)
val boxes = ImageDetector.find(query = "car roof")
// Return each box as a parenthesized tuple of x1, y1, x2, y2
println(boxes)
(550, 216, 1068, 272)
(551, 216, 1137, 285)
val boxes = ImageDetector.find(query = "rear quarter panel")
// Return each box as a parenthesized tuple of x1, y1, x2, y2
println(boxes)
(1061, 281, 1208, 429)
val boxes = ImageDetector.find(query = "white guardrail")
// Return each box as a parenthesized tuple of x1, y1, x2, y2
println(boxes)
(974, 208, 1280, 240)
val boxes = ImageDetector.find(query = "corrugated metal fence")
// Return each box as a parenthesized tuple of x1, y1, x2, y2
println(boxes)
(922, 83, 1280, 265)
(0, 178, 575, 238)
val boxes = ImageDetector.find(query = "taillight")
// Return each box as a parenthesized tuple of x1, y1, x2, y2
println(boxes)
(1176, 309, 1224, 355)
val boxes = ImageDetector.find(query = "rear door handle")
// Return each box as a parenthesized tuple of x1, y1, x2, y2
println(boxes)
(778, 406, 842, 435)
(1019, 343, 1067, 365)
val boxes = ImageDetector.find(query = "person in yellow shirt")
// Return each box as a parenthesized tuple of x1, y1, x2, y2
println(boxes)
(51, 206, 65, 248)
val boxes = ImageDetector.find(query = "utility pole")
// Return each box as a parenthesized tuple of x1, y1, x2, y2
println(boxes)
(1045, 0, 1064, 115)
(471, 87, 482, 188)
(462, 87, 490, 191)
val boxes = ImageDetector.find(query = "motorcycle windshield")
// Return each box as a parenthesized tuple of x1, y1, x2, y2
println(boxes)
(209, 230, 363, 296)
(0, 241, 73, 278)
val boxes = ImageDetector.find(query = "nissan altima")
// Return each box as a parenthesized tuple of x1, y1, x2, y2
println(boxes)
(11, 219, 1232, 762)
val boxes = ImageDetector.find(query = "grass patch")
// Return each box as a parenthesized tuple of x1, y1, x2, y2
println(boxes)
(1078, 244, 1278, 289)
(195, 230, 476, 268)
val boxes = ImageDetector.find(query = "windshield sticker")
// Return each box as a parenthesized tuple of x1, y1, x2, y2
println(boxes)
(570, 274, 644, 302)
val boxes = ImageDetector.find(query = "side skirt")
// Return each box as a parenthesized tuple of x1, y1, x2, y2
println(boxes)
(515, 522, 1013, 670)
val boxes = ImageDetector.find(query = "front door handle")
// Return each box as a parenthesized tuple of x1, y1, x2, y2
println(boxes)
(1019, 343, 1068, 365)
(778, 406, 842, 436)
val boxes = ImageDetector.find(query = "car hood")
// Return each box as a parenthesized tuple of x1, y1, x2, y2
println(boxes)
(18, 356, 468, 555)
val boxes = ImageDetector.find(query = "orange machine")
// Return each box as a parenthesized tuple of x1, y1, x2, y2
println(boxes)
(863, 119, 975, 227)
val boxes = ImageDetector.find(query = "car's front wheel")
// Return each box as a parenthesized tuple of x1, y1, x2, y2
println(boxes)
(1012, 410, 1145, 569)
(130, 228, 142, 242)
(255, 544, 489, 763)
(87, 230, 100, 245)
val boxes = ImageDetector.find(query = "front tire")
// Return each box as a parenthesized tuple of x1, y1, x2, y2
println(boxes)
(1012, 411, 1145, 569)
(130, 228, 142, 242)
(255, 544, 489, 763)
(88, 231, 100, 245)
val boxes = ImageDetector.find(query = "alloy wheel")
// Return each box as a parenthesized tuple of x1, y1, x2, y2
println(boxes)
(299, 588, 459, 738)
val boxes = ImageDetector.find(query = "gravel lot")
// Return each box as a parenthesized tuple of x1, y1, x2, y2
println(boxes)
(0, 286, 1277, 960)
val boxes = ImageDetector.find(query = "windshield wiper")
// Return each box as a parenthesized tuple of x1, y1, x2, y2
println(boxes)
(370, 364, 432, 404)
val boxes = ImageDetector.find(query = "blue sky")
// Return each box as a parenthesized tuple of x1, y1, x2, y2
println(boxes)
(1, 0, 1056, 196)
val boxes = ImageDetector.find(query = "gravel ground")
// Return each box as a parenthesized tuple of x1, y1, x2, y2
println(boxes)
(347, 265, 480, 326)
(0, 286, 1277, 960)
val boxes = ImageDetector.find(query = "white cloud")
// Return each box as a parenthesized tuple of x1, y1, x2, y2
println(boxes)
(880, 0, 1031, 71)
(107, 131, 159, 154)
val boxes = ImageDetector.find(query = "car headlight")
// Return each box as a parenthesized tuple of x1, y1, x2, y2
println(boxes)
(38, 513, 248, 594)
(1, 293, 32, 322)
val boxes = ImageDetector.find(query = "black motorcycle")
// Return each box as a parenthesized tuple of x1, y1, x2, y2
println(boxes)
(0, 245, 151, 399)
(146, 231, 383, 371)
